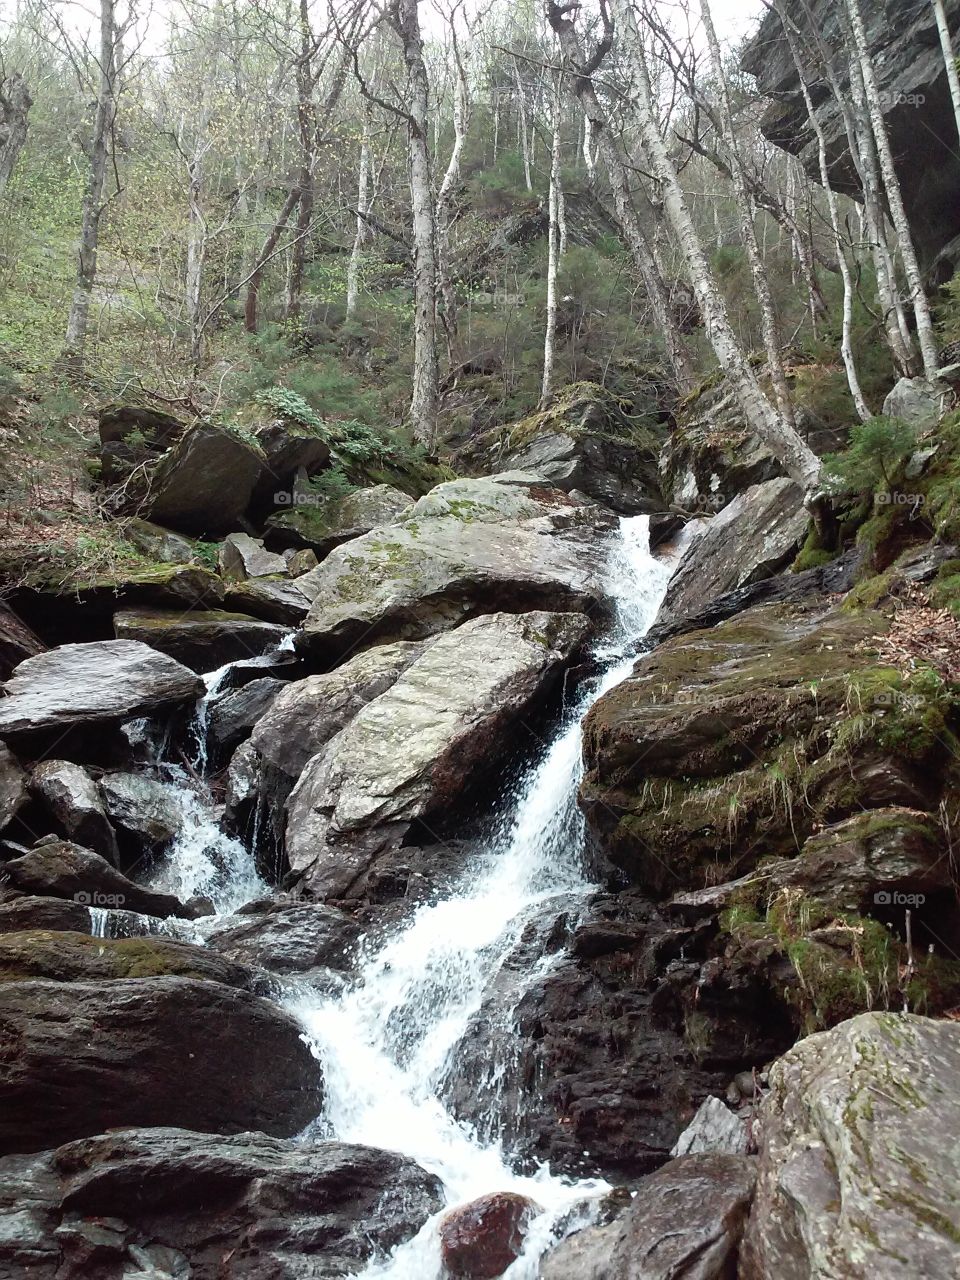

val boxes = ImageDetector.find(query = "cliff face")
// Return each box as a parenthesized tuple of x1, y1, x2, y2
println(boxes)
(742, 0, 960, 278)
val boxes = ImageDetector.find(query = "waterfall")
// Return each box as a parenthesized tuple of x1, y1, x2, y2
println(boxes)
(284, 516, 675, 1277)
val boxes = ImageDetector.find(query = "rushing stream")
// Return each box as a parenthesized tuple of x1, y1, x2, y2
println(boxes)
(91, 514, 676, 1275)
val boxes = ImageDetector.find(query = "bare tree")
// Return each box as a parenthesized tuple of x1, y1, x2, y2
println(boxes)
(541, 71, 564, 404)
(932, 0, 960, 147)
(0, 71, 31, 194)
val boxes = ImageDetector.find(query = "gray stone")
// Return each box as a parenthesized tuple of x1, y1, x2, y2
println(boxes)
(0, 744, 26, 832)
(204, 900, 362, 975)
(740, 1012, 960, 1280)
(671, 1095, 750, 1157)
(29, 761, 119, 865)
(120, 517, 197, 564)
(882, 376, 951, 428)
(267, 482, 414, 559)
(0, 977, 323, 1155)
(98, 772, 182, 846)
(288, 547, 319, 576)
(218, 532, 289, 580)
(114, 608, 287, 674)
(207, 677, 285, 753)
(145, 423, 264, 535)
(287, 610, 590, 899)
(540, 1154, 757, 1280)
(0, 641, 202, 739)
(1, 841, 191, 919)
(656, 478, 807, 627)
(223, 578, 311, 625)
(297, 474, 616, 658)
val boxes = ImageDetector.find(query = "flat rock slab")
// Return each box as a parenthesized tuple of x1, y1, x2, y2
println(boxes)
(114, 608, 287, 674)
(0, 641, 202, 738)
(541, 1153, 757, 1280)
(0, 1127, 442, 1279)
(0, 975, 323, 1155)
(657, 478, 807, 628)
(2, 841, 191, 920)
(287, 610, 591, 899)
(741, 1012, 960, 1279)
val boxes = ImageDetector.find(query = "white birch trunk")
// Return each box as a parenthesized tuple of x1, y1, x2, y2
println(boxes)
(932, 0, 960, 146)
(513, 56, 533, 191)
(541, 79, 564, 405)
(346, 115, 372, 320)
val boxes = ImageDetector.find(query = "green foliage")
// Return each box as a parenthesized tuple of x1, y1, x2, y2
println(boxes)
(255, 386, 323, 429)
(306, 468, 357, 501)
(823, 417, 918, 496)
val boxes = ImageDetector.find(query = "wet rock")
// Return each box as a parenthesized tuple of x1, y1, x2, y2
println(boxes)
(0, 895, 91, 934)
(440, 1192, 539, 1279)
(1, 841, 192, 920)
(670, 1096, 750, 1157)
(119, 517, 197, 564)
(0, 1127, 442, 1279)
(223, 578, 311, 625)
(656, 479, 807, 627)
(0, 601, 45, 680)
(98, 772, 182, 848)
(882, 376, 952, 427)
(0, 975, 323, 1154)
(740, 1012, 960, 1280)
(218, 531, 289, 580)
(30, 761, 119, 865)
(207, 678, 285, 754)
(267, 481, 415, 558)
(0, 929, 256, 989)
(296, 474, 615, 659)
(287, 611, 590, 899)
(144, 423, 264, 536)
(540, 1154, 756, 1280)
(580, 601, 949, 895)
(114, 607, 286, 673)
(0, 641, 202, 740)
(0, 743, 27, 831)
(204, 900, 361, 975)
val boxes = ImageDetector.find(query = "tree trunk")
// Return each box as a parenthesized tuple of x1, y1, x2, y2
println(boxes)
(62, 0, 117, 367)
(0, 73, 31, 194)
(436, 22, 471, 354)
(285, 0, 317, 325)
(547, 4, 694, 391)
(774, 0, 870, 420)
(701, 0, 797, 431)
(395, 0, 439, 448)
(244, 185, 300, 333)
(185, 140, 206, 373)
(513, 56, 533, 191)
(844, 0, 940, 379)
(932, 0, 960, 146)
(541, 78, 564, 405)
(346, 114, 372, 320)
(612, 0, 821, 491)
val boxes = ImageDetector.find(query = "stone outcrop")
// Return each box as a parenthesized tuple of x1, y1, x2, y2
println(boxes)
(287, 611, 590, 899)
(143, 423, 264, 535)
(0, 1128, 442, 1280)
(741, 1013, 960, 1279)
(297, 474, 616, 659)
(114, 608, 286, 673)
(742, 0, 960, 276)
(0, 975, 323, 1154)
(540, 1154, 757, 1280)
(0, 641, 202, 742)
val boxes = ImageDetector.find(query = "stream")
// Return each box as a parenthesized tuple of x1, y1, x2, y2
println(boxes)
(89, 514, 675, 1277)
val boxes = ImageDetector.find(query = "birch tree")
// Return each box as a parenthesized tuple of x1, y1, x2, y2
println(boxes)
(932, 0, 960, 147)
(0, 72, 31, 194)
(541, 72, 564, 404)
(844, 0, 940, 380)
(346, 108, 372, 319)
(62, 0, 121, 367)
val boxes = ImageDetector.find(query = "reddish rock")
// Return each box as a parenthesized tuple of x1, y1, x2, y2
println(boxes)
(440, 1191, 539, 1279)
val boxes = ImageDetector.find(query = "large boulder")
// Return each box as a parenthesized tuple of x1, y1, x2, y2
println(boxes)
(114, 608, 286, 673)
(0, 975, 323, 1154)
(0, 1128, 442, 1280)
(579, 600, 953, 895)
(29, 761, 119, 864)
(742, 0, 960, 274)
(882, 376, 951, 428)
(287, 610, 590, 898)
(0, 641, 202, 742)
(203, 900, 362, 977)
(540, 1154, 757, 1280)
(297, 474, 616, 659)
(266, 481, 415, 557)
(119, 517, 197, 564)
(0, 743, 27, 831)
(98, 403, 185, 449)
(250, 414, 331, 501)
(98, 771, 182, 848)
(223, 578, 312, 626)
(207, 677, 285, 754)
(655, 478, 807, 628)
(0, 895, 91, 935)
(440, 1192, 539, 1279)
(740, 1012, 960, 1279)
(0, 602, 44, 680)
(1, 841, 192, 920)
(218, 532, 289, 581)
(143, 423, 264, 535)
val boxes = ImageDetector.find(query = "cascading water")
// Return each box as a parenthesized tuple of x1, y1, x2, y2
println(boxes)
(284, 515, 676, 1277)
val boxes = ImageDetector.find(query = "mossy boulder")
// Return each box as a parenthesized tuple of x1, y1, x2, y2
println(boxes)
(581, 601, 957, 895)
(0, 929, 256, 989)
(143, 423, 265, 536)
(265, 482, 414, 558)
(114, 607, 287, 673)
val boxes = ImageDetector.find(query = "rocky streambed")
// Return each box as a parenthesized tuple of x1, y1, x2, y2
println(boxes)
(2, 450, 960, 1278)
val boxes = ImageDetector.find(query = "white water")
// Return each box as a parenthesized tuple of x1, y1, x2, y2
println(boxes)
(285, 516, 675, 1278)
